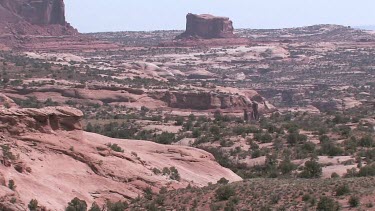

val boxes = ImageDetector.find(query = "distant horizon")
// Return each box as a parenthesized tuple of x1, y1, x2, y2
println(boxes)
(81, 24, 375, 34)
(65, 0, 375, 33)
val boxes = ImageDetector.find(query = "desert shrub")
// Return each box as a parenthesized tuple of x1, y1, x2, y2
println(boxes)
(152, 168, 161, 175)
(162, 167, 170, 175)
(270, 193, 280, 204)
(251, 149, 261, 158)
(155, 132, 175, 144)
(8, 180, 15, 190)
(348, 195, 360, 207)
(66, 197, 87, 211)
(192, 128, 201, 138)
(106, 200, 128, 211)
(106, 143, 124, 153)
(174, 116, 184, 126)
(302, 194, 311, 202)
(316, 196, 340, 211)
(159, 187, 167, 194)
(254, 132, 273, 143)
(215, 185, 235, 201)
(358, 163, 375, 177)
(161, 167, 180, 181)
(1, 145, 16, 160)
(335, 184, 350, 196)
(332, 114, 350, 124)
(301, 141, 316, 153)
(144, 187, 153, 200)
(331, 172, 340, 178)
(359, 135, 374, 147)
(287, 132, 307, 145)
(320, 141, 344, 156)
(169, 166, 180, 181)
(217, 177, 229, 185)
(28, 199, 38, 211)
(155, 195, 165, 206)
(279, 157, 297, 175)
(344, 168, 358, 178)
(88, 202, 101, 211)
(299, 159, 322, 178)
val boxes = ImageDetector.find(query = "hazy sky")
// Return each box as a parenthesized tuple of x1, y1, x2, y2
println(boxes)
(65, 0, 375, 33)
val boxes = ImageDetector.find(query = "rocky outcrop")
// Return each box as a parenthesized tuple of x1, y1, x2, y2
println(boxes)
(151, 91, 270, 112)
(0, 94, 18, 108)
(0, 99, 241, 210)
(0, 0, 77, 36)
(177, 13, 235, 39)
(0, 106, 83, 135)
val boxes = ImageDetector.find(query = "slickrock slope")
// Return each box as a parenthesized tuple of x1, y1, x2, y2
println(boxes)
(0, 98, 241, 210)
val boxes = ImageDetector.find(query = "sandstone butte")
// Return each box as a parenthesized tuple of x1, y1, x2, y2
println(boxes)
(0, 94, 242, 210)
(177, 13, 235, 39)
(161, 13, 249, 47)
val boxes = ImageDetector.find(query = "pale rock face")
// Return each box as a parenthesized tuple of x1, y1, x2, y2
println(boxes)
(0, 99, 242, 210)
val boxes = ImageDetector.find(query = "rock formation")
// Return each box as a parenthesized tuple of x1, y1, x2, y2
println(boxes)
(150, 90, 272, 112)
(176, 13, 235, 39)
(0, 0, 77, 36)
(0, 97, 241, 210)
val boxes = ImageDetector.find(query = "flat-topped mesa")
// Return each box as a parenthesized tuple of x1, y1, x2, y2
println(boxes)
(176, 13, 235, 39)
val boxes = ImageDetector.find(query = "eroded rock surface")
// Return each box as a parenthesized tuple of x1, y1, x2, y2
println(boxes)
(0, 98, 241, 210)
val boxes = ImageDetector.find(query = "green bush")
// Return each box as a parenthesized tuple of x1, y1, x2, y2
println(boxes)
(215, 185, 235, 201)
(66, 197, 87, 211)
(358, 163, 375, 177)
(106, 200, 128, 211)
(299, 159, 322, 178)
(217, 177, 229, 185)
(106, 143, 124, 153)
(335, 184, 350, 196)
(88, 202, 101, 211)
(348, 195, 360, 207)
(287, 132, 307, 145)
(169, 166, 181, 181)
(331, 172, 340, 178)
(359, 135, 374, 147)
(8, 179, 16, 190)
(28, 199, 38, 211)
(155, 132, 175, 144)
(316, 196, 340, 211)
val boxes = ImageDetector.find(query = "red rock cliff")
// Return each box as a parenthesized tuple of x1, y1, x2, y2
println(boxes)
(0, 0, 77, 35)
(177, 13, 235, 39)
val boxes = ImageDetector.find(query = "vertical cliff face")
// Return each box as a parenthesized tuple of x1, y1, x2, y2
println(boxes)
(177, 13, 235, 39)
(0, 0, 66, 25)
(0, 0, 77, 36)
(20, 0, 66, 25)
